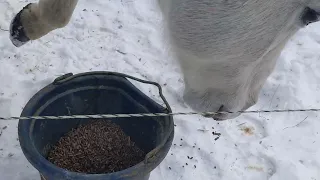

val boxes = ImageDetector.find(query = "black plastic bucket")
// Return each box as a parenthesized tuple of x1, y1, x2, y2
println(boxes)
(18, 71, 174, 180)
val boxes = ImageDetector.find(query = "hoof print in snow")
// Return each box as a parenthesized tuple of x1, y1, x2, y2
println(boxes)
(226, 119, 266, 143)
(9, 3, 32, 47)
(231, 155, 275, 179)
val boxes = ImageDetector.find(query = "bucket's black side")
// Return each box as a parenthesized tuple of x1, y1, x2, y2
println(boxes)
(40, 173, 151, 180)
(18, 71, 174, 180)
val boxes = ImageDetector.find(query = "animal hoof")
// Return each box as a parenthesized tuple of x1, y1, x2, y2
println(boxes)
(9, 4, 32, 47)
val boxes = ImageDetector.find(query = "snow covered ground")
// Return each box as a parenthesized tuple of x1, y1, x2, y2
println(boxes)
(1, 0, 320, 179)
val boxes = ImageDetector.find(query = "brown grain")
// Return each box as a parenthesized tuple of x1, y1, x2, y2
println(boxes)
(47, 120, 145, 174)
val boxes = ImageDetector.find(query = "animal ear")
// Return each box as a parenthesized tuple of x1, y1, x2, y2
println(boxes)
(301, 7, 320, 26)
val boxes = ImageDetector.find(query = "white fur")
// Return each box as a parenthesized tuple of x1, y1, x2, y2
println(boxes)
(16, 0, 320, 120)
(20, 0, 78, 40)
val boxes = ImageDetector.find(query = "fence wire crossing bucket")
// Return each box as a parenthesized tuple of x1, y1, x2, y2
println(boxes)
(18, 71, 174, 180)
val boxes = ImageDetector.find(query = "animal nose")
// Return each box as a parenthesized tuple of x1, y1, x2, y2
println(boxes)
(301, 7, 320, 25)
(9, 4, 31, 47)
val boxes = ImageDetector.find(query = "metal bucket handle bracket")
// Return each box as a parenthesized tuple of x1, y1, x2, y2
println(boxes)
(53, 71, 174, 164)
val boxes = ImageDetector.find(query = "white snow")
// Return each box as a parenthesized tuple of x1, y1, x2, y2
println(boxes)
(0, 0, 320, 180)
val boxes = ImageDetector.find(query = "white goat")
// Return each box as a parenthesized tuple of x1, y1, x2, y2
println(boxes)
(9, 0, 320, 120)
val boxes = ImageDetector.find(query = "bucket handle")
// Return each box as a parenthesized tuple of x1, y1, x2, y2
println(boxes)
(53, 71, 172, 113)
(54, 71, 174, 164)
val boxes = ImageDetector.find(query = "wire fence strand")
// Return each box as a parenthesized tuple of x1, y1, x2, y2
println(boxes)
(1, 108, 320, 121)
